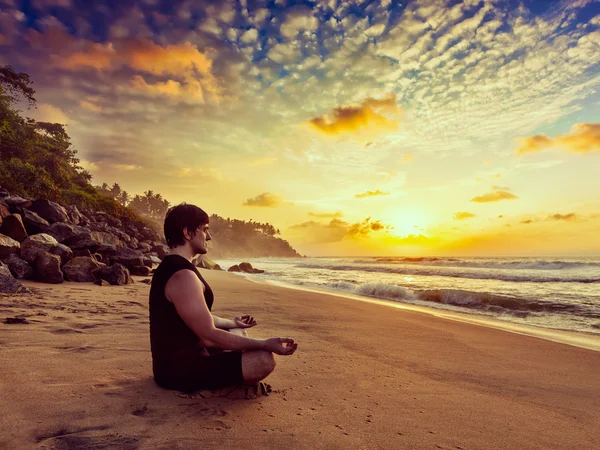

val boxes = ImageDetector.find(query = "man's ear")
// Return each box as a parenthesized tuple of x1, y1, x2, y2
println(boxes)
(183, 227, 192, 240)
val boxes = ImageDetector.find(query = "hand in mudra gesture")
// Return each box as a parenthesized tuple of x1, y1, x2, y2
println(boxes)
(265, 337, 298, 356)
(234, 314, 257, 329)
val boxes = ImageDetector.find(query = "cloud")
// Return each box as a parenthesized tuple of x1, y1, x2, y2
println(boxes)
(30, 103, 71, 124)
(280, 7, 319, 39)
(516, 123, 600, 155)
(454, 212, 476, 220)
(308, 211, 343, 219)
(471, 186, 519, 203)
(288, 216, 387, 244)
(307, 94, 402, 136)
(547, 213, 578, 221)
(354, 189, 390, 198)
(243, 192, 285, 207)
(248, 157, 277, 167)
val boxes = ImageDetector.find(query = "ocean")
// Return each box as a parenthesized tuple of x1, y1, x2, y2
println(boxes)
(212, 256, 600, 335)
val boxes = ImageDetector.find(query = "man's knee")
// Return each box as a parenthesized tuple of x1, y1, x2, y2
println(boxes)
(242, 350, 276, 382)
(259, 351, 276, 374)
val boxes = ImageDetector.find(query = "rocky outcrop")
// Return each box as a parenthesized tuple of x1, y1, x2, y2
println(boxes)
(22, 209, 49, 235)
(63, 257, 105, 282)
(109, 248, 144, 270)
(0, 214, 28, 242)
(4, 254, 33, 279)
(28, 199, 69, 224)
(228, 265, 241, 272)
(194, 255, 223, 271)
(45, 222, 89, 243)
(93, 263, 132, 285)
(0, 263, 32, 293)
(20, 234, 60, 263)
(0, 234, 20, 260)
(35, 252, 63, 284)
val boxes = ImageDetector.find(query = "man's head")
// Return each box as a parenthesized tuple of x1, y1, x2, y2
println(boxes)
(164, 203, 211, 254)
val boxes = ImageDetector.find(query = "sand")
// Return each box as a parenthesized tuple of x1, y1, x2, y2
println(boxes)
(1, 270, 599, 450)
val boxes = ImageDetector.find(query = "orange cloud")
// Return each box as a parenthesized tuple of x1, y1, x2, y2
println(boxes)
(471, 186, 518, 203)
(355, 189, 390, 198)
(547, 213, 577, 221)
(288, 217, 387, 243)
(516, 123, 600, 155)
(454, 212, 476, 220)
(308, 94, 402, 136)
(243, 192, 285, 207)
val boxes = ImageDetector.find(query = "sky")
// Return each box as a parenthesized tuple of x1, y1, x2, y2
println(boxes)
(1, 0, 599, 257)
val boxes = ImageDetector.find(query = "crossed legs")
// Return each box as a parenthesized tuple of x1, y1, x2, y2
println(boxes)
(229, 328, 276, 384)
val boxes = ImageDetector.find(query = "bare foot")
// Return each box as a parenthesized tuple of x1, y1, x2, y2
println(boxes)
(174, 382, 273, 400)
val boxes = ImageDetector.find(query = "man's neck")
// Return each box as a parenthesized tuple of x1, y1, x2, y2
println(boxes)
(169, 246, 196, 262)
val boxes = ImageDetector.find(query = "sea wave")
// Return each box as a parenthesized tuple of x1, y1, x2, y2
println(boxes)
(317, 282, 600, 318)
(358, 258, 600, 271)
(295, 263, 600, 283)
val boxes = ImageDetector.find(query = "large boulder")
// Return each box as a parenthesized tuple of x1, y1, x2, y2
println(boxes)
(238, 262, 264, 274)
(46, 222, 90, 243)
(64, 235, 102, 253)
(96, 244, 118, 257)
(151, 244, 169, 259)
(194, 256, 222, 271)
(0, 234, 20, 260)
(0, 200, 10, 219)
(35, 252, 63, 284)
(4, 254, 33, 279)
(130, 265, 151, 276)
(22, 209, 50, 235)
(0, 263, 32, 293)
(137, 242, 152, 253)
(63, 256, 105, 282)
(90, 231, 123, 248)
(109, 248, 144, 270)
(28, 199, 69, 223)
(3, 196, 31, 213)
(93, 263, 132, 285)
(0, 214, 28, 242)
(51, 243, 73, 265)
(66, 205, 85, 225)
(20, 234, 60, 263)
(228, 265, 241, 272)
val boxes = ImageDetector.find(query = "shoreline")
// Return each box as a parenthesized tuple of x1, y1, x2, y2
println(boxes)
(237, 272, 600, 352)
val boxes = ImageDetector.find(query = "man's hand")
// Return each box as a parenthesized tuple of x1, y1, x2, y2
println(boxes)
(234, 315, 257, 329)
(264, 337, 298, 356)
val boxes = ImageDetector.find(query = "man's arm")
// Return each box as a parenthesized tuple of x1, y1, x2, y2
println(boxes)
(212, 315, 236, 330)
(165, 270, 296, 355)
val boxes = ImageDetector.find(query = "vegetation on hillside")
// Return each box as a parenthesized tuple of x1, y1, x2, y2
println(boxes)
(0, 65, 301, 257)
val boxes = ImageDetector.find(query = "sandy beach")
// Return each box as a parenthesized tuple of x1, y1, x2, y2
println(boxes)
(1, 270, 599, 450)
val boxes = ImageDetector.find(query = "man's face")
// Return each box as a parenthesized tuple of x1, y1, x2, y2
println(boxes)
(189, 223, 211, 255)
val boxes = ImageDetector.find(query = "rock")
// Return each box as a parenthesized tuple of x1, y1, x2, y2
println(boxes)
(28, 199, 69, 223)
(51, 243, 73, 265)
(137, 242, 152, 253)
(72, 248, 92, 258)
(142, 257, 153, 268)
(239, 262, 254, 273)
(66, 205, 85, 225)
(20, 234, 60, 263)
(252, 269, 264, 274)
(0, 263, 32, 293)
(92, 253, 103, 263)
(96, 244, 118, 258)
(130, 265, 151, 276)
(35, 252, 63, 284)
(46, 222, 90, 243)
(194, 256, 222, 271)
(140, 278, 151, 285)
(148, 255, 162, 265)
(151, 244, 169, 259)
(128, 236, 139, 250)
(94, 279, 110, 286)
(228, 265, 241, 272)
(0, 233, 20, 260)
(93, 263, 132, 285)
(22, 209, 50, 235)
(110, 248, 145, 270)
(90, 231, 124, 248)
(4, 254, 33, 279)
(140, 227, 157, 241)
(64, 236, 102, 253)
(0, 214, 28, 242)
(3, 196, 31, 213)
(63, 256, 105, 282)
(0, 200, 10, 219)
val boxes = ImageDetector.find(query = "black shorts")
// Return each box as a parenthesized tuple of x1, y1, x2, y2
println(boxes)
(154, 351, 244, 393)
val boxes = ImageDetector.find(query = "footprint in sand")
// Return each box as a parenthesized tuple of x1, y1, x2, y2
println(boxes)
(50, 327, 84, 334)
(174, 382, 273, 400)
(35, 425, 140, 449)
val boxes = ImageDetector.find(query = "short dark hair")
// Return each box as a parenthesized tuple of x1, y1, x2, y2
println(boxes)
(164, 203, 209, 248)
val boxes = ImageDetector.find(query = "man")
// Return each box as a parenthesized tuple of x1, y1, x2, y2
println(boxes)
(149, 203, 297, 394)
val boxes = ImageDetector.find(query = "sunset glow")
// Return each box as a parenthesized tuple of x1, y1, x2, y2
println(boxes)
(2, 0, 599, 256)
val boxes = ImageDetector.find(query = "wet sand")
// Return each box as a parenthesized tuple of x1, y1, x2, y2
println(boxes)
(1, 270, 599, 449)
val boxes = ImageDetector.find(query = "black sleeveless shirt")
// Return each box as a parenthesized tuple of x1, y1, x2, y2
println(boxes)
(149, 254, 214, 378)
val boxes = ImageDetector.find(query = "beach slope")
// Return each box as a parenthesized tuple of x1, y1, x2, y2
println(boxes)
(1, 271, 599, 449)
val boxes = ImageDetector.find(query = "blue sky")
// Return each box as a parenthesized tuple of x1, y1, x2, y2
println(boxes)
(1, 0, 599, 255)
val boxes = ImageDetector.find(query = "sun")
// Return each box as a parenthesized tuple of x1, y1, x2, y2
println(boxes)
(385, 208, 434, 236)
